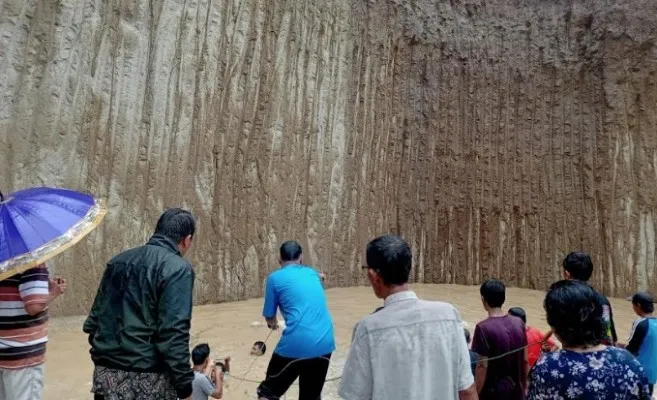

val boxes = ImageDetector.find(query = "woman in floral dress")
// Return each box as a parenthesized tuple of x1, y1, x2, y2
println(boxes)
(528, 280, 651, 400)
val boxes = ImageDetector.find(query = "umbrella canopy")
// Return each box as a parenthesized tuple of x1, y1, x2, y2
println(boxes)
(0, 187, 107, 280)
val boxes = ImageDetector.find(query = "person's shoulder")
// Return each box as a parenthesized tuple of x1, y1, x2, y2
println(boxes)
(606, 345, 637, 361)
(418, 299, 460, 316)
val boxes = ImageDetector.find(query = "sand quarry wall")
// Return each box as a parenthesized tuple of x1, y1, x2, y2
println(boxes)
(1, 0, 656, 315)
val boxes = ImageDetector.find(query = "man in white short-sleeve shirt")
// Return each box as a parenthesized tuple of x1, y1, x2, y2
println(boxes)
(339, 235, 477, 400)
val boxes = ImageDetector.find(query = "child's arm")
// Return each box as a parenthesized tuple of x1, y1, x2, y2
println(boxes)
(224, 356, 231, 373)
(209, 370, 224, 399)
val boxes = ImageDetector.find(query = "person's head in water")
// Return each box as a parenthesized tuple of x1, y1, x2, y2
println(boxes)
(251, 341, 267, 356)
(191, 343, 211, 370)
(480, 279, 505, 312)
(279, 241, 303, 266)
(562, 252, 593, 281)
(154, 208, 196, 256)
(363, 235, 412, 299)
(508, 307, 527, 324)
(631, 292, 655, 317)
(544, 280, 605, 349)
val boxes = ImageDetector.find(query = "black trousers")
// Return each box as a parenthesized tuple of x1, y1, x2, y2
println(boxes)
(94, 395, 104, 400)
(257, 352, 332, 400)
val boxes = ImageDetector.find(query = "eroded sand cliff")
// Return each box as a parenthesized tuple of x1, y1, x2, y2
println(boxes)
(1, 0, 656, 314)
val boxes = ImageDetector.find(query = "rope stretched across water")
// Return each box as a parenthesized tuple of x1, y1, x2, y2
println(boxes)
(229, 333, 546, 385)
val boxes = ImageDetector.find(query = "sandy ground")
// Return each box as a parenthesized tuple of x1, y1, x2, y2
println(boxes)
(46, 284, 640, 400)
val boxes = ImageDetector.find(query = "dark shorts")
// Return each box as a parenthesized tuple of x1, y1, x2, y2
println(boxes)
(257, 352, 332, 400)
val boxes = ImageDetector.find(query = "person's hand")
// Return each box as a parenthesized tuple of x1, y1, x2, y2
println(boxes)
(49, 276, 67, 297)
(319, 272, 326, 282)
(268, 319, 279, 330)
(223, 356, 231, 372)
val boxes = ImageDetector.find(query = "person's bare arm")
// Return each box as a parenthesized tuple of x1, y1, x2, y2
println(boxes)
(475, 357, 488, 394)
(459, 384, 479, 400)
(210, 371, 224, 399)
(25, 277, 66, 315)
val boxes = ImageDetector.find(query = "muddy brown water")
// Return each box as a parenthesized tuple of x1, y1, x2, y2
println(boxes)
(46, 284, 640, 400)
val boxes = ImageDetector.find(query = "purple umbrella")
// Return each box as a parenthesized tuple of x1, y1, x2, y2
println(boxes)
(0, 187, 107, 281)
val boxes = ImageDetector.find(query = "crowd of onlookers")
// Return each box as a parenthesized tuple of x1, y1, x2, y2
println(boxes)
(4, 207, 655, 400)
(340, 242, 657, 400)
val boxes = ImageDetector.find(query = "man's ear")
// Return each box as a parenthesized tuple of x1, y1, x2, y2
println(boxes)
(299, 255, 304, 264)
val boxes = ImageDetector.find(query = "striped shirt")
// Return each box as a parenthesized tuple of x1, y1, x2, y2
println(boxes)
(0, 264, 50, 369)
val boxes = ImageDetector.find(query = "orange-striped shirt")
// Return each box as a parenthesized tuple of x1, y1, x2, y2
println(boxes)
(0, 264, 50, 369)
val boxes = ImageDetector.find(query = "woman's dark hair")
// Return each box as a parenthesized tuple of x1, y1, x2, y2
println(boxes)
(191, 343, 210, 365)
(544, 280, 605, 348)
(508, 307, 527, 324)
(365, 235, 412, 286)
(155, 208, 196, 243)
(480, 279, 506, 308)
(562, 252, 593, 281)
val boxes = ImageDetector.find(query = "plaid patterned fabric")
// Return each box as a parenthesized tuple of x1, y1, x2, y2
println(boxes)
(91, 366, 177, 400)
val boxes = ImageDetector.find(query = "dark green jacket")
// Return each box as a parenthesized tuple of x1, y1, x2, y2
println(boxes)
(83, 234, 195, 399)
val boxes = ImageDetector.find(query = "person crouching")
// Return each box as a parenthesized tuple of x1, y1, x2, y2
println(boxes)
(191, 344, 231, 400)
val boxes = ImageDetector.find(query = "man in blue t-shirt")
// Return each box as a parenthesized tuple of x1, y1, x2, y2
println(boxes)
(625, 292, 657, 396)
(257, 241, 335, 400)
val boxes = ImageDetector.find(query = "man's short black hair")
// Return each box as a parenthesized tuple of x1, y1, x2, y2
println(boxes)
(480, 279, 506, 308)
(508, 307, 527, 324)
(464, 327, 471, 344)
(563, 251, 594, 281)
(280, 241, 302, 262)
(154, 208, 196, 244)
(365, 235, 412, 286)
(632, 292, 655, 314)
(191, 343, 210, 365)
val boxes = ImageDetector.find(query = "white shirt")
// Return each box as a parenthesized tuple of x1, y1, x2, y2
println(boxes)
(338, 291, 474, 400)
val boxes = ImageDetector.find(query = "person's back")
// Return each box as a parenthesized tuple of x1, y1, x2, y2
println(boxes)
(84, 209, 197, 400)
(342, 295, 472, 400)
(85, 237, 193, 368)
(473, 315, 527, 399)
(530, 346, 649, 399)
(266, 265, 334, 358)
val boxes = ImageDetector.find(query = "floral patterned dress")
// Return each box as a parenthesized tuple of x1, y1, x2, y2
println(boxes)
(528, 347, 651, 400)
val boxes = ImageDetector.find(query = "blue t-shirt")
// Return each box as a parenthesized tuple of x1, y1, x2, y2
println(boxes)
(263, 264, 335, 358)
(528, 347, 651, 399)
(627, 317, 657, 385)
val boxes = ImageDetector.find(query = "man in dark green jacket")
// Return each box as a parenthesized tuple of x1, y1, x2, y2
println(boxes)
(83, 208, 197, 400)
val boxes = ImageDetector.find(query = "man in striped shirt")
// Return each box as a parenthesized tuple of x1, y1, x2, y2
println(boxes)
(0, 263, 67, 400)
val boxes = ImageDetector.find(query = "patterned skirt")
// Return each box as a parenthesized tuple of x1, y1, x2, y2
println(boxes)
(91, 366, 177, 400)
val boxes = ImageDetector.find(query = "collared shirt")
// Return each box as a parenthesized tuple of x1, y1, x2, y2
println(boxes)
(262, 264, 335, 358)
(339, 291, 474, 400)
(0, 264, 50, 369)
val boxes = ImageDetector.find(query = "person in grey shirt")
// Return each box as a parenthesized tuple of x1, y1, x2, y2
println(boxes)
(191, 344, 230, 400)
(339, 235, 478, 400)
